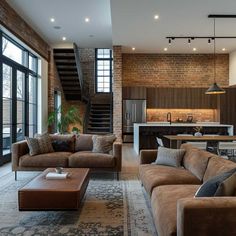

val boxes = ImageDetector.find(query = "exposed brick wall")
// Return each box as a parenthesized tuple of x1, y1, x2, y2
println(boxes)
(79, 48, 95, 96)
(0, 0, 49, 59)
(122, 54, 229, 87)
(113, 46, 122, 141)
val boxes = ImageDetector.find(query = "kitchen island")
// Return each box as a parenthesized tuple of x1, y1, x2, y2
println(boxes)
(133, 122, 234, 154)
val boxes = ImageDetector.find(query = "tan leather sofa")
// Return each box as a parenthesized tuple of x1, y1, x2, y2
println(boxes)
(12, 134, 122, 180)
(139, 143, 236, 236)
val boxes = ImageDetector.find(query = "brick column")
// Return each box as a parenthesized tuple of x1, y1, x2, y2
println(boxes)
(113, 46, 122, 142)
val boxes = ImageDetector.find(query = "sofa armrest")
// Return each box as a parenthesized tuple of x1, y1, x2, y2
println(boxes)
(113, 142, 122, 171)
(177, 197, 236, 236)
(12, 140, 29, 171)
(140, 149, 158, 164)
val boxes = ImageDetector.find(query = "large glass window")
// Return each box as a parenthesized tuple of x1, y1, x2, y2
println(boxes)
(0, 31, 40, 164)
(95, 49, 113, 93)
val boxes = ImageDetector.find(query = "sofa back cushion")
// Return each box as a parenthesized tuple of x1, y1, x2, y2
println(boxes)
(203, 155, 236, 182)
(183, 148, 213, 181)
(50, 134, 76, 152)
(75, 134, 93, 151)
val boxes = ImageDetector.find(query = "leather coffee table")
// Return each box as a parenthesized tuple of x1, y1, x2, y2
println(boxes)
(18, 168, 90, 211)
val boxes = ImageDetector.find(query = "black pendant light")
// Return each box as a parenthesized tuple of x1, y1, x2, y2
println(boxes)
(205, 18, 225, 95)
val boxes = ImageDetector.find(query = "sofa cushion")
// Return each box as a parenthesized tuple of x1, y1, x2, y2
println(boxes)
(52, 140, 72, 152)
(75, 134, 93, 151)
(68, 151, 115, 168)
(183, 148, 213, 181)
(195, 169, 236, 197)
(203, 156, 236, 182)
(19, 152, 71, 167)
(92, 134, 116, 154)
(25, 137, 41, 156)
(35, 133, 54, 154)
(139, 164, 201, 195)
(151, 185, 199, 236)
(50, 134, 76, 152)
(154, 147, 185, 167)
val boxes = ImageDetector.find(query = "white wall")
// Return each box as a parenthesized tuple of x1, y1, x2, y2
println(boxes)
(38, 58, 48, 133)
(229, 50, 236, 86)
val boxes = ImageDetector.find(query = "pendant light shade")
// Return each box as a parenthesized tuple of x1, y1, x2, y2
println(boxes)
(205, 18, 225, 95)
(205, 82, 225, 94)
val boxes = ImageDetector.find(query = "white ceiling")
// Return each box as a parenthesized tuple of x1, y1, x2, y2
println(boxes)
(6, 0, 236, 53)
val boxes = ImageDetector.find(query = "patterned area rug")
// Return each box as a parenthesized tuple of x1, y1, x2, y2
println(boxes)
(0, 172, 157, 235)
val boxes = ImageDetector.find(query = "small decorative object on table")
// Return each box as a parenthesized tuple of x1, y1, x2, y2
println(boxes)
(194, 126, 203, 136)
(55, 167, 63, 174)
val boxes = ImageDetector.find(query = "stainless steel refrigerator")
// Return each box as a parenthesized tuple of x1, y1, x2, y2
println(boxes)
(123, 99, 146, 142)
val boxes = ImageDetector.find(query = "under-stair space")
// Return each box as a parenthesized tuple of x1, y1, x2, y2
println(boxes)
(53, 48, 81, 100)
(87, 103, 112, 134)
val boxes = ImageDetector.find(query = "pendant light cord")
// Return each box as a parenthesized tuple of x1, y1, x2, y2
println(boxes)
(214, 18, 216, 83)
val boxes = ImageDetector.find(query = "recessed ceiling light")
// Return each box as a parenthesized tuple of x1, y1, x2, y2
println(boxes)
(222, 48, 226, 51)
(53, 26, 61, 30)
(62, 37, 66, 41)
(132, 47, 136, 51)
(85, 17, 90, 22)
(154, 15, 159, 20)
(193, 48, 197, 51)
(164, 48, 168, 51)
(50, 18, 55, 22)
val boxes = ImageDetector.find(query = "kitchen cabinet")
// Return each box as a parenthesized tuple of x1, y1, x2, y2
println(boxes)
(122, 87, 146, 100)
(147, 88, 217, 109)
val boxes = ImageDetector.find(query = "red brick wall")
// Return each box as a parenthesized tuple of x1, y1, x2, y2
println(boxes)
(122, 54, 229, 87)
(0, 0, 49, 59)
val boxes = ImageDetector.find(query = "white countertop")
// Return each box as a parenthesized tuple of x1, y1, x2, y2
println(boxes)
(134, 122, 233, 127)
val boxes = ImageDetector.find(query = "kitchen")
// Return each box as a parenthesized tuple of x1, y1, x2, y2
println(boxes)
(122, 86, 236, 154)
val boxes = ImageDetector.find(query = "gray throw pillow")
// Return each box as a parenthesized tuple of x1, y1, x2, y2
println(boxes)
(195, 168, 236, 197)
(154, 147, 185, 167)
(92, 135, 116, 154)
(25, 137, 41, 156)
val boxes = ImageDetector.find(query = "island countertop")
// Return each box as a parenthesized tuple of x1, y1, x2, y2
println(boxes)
(133, 122, 234, 154)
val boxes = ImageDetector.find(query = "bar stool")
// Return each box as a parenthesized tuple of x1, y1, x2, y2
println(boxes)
(218, 142, 236, 158)
(186, 142, 207, 150)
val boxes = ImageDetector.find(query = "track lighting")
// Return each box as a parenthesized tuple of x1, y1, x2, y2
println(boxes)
(168, 38, 171, 44)
(188, 38, 191, 44)
(208, 39, 211, 44)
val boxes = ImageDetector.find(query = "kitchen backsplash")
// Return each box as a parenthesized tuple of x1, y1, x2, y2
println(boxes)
(147, 109, 218, 122)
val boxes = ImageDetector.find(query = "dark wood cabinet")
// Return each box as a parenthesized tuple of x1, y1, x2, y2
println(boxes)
(122, 87, 146, 99)
(146, 88, 217, 109)
(219, 88, 236, 134)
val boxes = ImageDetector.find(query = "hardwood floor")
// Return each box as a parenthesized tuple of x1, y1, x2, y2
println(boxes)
(0, 143, 140, 178)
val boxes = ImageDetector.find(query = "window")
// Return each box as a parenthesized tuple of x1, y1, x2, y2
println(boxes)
(95, 49, 113, 93)
(0, 30, 40, 164)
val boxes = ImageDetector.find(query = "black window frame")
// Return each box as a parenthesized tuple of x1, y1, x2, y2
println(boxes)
(0, 30, 39, 164)
(95, 48, 113, 93)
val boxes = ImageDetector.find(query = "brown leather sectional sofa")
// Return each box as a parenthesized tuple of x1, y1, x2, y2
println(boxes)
(12, 134, 122, 180)
(139, 143, 236, 236)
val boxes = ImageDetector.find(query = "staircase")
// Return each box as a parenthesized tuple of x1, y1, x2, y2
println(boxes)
(53, 48, 81, 100)
(87, 103, 112, 134)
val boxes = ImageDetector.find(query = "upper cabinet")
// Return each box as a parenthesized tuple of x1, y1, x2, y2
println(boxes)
(122, 87, 146, 100)
(147, 88, 217, 109)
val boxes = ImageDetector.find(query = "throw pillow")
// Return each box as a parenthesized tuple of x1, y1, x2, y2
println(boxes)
(195, 168, 236, 197)
(92, 134, 116, 154)
(50, 134, 76, 152)
(154, 147, 185, 167)
(25, 137, 41, 156)
(35, 133, 54, 154)
(52, 140, 71, 152)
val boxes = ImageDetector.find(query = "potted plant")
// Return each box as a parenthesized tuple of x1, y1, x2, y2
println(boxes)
(48, 105, 82, 134)
(193, 126, 203, 136)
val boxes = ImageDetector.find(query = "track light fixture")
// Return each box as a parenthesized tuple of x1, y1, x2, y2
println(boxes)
(168, 38, 171, 44)
(188, 38, 191, 44)
(208, 39, 211, 44)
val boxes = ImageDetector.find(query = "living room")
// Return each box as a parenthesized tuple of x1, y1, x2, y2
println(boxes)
(1, 0, 236, 235)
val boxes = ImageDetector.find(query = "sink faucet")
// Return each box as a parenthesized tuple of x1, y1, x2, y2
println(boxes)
(167, 112, 172, 125)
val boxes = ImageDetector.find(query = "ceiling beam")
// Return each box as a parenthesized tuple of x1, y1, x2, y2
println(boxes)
(208, 14, 236, 18)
